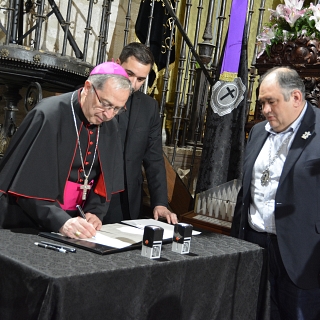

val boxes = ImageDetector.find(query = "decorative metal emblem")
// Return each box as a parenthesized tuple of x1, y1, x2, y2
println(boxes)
(33, 54, 41, 64)
(211, 77, 246, 116)
(261, 169, 270, 186)
(301, 131, 311, 139)
(84, 67, 91, 77)
(24, 82, 43, 112)
(0, 49, 9, 58)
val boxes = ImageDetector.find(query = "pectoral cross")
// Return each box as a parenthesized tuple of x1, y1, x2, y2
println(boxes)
(80, 177, 91, 200)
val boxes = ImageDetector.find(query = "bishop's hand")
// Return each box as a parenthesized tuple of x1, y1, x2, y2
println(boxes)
(59, 216, 97, 239)
(84, 212, 102, 230)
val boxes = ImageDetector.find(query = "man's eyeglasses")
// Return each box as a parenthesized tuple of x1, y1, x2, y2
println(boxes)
(91, 84, 126, 115)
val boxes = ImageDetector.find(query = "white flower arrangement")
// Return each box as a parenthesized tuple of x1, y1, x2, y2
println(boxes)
(257, 0, 320, 58)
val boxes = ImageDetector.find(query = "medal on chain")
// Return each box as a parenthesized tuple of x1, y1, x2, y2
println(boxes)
(260, 169, 270, 186)
(260, 132, 293, 187)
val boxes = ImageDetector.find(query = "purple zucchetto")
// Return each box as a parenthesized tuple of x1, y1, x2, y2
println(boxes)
(90, 62, 129, 79)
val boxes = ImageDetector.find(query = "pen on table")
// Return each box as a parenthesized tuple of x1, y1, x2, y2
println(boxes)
(34, 242, 67, 253)
(76, 205, 87, 220)
(40, 241, 76, 253)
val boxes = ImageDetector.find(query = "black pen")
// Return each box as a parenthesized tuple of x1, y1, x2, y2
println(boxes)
(76, 205, 87, 220)
(40, 241, 77, 253)
(76, 205, 96, 239)
(34, 242, 67, 253)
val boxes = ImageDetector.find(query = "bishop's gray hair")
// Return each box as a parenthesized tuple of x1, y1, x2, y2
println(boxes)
(88, 74, 132, 94)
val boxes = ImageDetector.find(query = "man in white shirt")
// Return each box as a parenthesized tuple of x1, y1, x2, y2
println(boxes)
(231, 66, 320, 319)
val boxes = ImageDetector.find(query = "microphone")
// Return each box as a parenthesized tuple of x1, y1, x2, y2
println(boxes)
(172, 223, 193, 254)
(141, 225, 164, 259)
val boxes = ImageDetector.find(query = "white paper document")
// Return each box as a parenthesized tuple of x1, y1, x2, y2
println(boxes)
(78, 220, 200, 249)
(80, 223, 144, 249)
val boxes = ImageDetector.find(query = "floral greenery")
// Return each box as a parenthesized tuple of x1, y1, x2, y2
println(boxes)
(257, 0, 320, 58)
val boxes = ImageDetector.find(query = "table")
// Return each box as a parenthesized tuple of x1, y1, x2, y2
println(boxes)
(0, 228, 263, 320)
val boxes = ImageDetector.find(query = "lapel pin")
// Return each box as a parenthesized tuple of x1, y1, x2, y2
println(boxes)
(301, 131, 311, 139)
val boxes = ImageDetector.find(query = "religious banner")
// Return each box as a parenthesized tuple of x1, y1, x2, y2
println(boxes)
(211, 0, 247, 116)
(135, 0, 176, 89)
(196, 0, 248, 193)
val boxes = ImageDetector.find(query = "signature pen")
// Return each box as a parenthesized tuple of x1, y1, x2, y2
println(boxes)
(76, 205, 96, 239)
(76, 205, 87, 220)
(34, 242, 67, 253)
(40, 241, 77, 253)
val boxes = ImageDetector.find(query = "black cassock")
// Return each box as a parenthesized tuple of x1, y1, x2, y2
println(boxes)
(0, 89, 124, 232)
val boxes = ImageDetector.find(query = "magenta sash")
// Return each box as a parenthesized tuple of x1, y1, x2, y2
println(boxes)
(60, 180, 93, 211)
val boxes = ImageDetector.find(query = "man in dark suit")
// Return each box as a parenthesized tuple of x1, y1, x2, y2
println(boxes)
(103, 42, 177, 224)
(231, 66, 320, 319)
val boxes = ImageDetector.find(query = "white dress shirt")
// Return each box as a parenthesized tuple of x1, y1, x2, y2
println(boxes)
(249, 103, 307, 234)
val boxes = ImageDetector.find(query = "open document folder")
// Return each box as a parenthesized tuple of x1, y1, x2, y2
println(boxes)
(86, 223, 143, 249)
(39, 219, 200, 254)
(121, 219, 200, 240)
(39, 223, 143, 254)
(87, 219, 200, 248)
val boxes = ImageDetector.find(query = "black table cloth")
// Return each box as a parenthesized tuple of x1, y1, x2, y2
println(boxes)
(0, 228, 263, 320)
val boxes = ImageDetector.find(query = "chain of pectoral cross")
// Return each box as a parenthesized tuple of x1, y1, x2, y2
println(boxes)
(70, 92, 100, 200)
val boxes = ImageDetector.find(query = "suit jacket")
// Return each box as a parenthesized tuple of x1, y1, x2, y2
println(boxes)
(122, 91, 168, 219)
(231, 103, 320, 289)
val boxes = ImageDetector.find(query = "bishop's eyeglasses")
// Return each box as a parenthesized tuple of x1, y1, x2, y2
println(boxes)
(92, 83, 126, 115)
